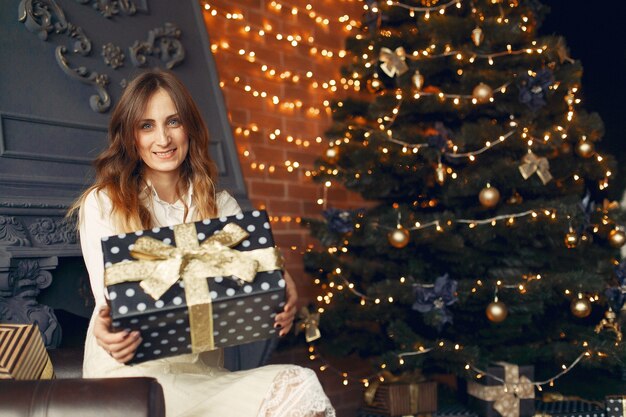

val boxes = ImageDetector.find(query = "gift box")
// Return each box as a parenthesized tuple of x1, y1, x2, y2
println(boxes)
(435, 404, 479, 417)
(466, 362, 535, 417)
(606, 396, 626, 417)
(535, 399, 604, 417)
(362, 381, 438, 416)
(0, 324, 54, 379)
(103, 209, 285, 364)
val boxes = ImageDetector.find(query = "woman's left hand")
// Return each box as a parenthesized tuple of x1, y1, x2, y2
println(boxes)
(274, 270, 298, 337)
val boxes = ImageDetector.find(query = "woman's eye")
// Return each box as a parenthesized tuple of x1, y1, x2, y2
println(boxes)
(141, 123, 152, 129)
(168, 119, 181, 127)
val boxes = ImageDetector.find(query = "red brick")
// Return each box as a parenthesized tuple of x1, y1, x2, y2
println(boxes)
(248, 180, 286, 198)
(287, 183, 321, 200)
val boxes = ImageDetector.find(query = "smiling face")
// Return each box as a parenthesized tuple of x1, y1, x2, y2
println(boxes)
(135, 88, 189, 184)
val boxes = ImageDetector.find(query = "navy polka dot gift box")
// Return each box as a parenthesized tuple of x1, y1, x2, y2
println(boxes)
(102, 210, 285, 365)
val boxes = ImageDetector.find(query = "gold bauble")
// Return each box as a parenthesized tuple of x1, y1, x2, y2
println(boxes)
(367, 78, 383, 93)
(564, 231, 579, 248)
(570, 296, 592, 318)
(575, 140, 594, 158)
(435, 161, 446, 185)
(471, 27, 484, 47)
(479, 185, 500, 208)
(388, 226, 410, 249)
(326, 147, 338, 159)
(609, 229, 626, 248)
(472, 83, 493, 103)
(486, 301, 508, 323)
(412, 70, 424, 91)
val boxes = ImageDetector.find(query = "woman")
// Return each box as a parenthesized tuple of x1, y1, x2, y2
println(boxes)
(70, 70, 335, 417)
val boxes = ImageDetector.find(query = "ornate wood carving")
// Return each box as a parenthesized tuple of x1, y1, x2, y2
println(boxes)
(0, 216, 31, 247)
(75, 0, 138, 18)
(101, 42, 125, 68)
(19, 0, 111, 112)
(130, 22, 185, 69)
(0, 259, 61, 347)
(29, 217, 77, 245)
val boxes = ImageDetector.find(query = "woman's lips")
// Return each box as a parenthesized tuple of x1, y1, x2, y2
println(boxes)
(153, 148, 176, 158)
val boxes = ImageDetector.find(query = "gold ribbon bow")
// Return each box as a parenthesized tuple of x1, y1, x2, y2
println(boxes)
(379, 47, 409, 77)
(105, 222, 283, 352)
(296, 307, 321, 342)
(467, 362, 535, 417)
(603, 199, 620, 212)
(519, 151, 552, 185)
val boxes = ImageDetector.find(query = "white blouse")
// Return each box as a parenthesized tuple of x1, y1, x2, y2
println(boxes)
(79, 186, 242, 307)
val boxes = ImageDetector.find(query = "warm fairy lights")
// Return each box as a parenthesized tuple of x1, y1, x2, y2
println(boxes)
(203, 2, 348, 59)
(223, 76, 328, 116)
(268, 1, 360, 32)
(232, 123, 324, 149)
(210, 41, 347, 93)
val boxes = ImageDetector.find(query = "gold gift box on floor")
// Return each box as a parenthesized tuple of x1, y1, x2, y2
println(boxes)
(0, 324, 54, 380)
(363, 381, 438, 416)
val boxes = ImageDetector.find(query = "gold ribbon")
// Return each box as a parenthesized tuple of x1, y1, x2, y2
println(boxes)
(519, 151, 552, 185)
(467, 362, 535, 417)
(603, 199, 620, 212)
(379, 46, 409, 77)
(296, 307, 321, 342)
(105, 222, 283, 353)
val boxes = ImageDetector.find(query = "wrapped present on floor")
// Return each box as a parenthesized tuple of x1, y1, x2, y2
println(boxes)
(103, 210, 285, 364)
(434, 404, 479, 417)
(0, 324, 54, 379)
(362, 371, 438, 416)
(466, 362, 535, 417)
(606, 396, 626, 417)
(534, 398, 604, 417)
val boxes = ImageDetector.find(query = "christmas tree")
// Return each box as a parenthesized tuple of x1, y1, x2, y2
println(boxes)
(303, 0, 626, 395)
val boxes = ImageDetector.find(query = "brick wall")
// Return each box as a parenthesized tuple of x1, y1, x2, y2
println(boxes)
(201, 1, 368, 415)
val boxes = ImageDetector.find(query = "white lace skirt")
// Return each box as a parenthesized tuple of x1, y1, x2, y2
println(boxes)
(83, 312, 335, 417)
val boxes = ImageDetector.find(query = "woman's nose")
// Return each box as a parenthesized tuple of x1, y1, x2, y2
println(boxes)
(155, 126, 171, 146)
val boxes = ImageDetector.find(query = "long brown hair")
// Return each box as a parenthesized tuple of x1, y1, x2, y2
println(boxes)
(69, 70, 218, 232)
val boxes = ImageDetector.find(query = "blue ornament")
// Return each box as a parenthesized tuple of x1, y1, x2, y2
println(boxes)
(518, 68, 554, 111)
(323, 208, 360, 234)
(412, 274, 458, 329)
(427, 122, 452, 152)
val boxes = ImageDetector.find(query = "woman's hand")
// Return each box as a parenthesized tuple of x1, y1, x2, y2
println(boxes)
(274, 270, 298, 337)
(94, 306, 142, 363)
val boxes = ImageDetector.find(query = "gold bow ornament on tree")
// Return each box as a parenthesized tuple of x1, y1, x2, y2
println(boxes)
(519, 151, 552, 185)
(467, 362, 535, 417)
(379, 46, 409, 78)
(295, 307, 321, 342)
(104, 220, 283, 356)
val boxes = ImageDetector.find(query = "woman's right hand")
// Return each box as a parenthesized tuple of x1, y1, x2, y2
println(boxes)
(94, 306, 142, 363)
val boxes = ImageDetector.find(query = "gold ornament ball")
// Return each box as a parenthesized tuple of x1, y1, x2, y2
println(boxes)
(609, 229, 626, 248)
(575, 140, 594, 158)
(570, 297, 591, 318)
(479, 186, 500, 208)
(564, 231, 579, 248)
(486, 301, 508, 323)
(388, 226, 410, 249)
(367, 78, 383, 93)
(472, 83, 493, 103)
